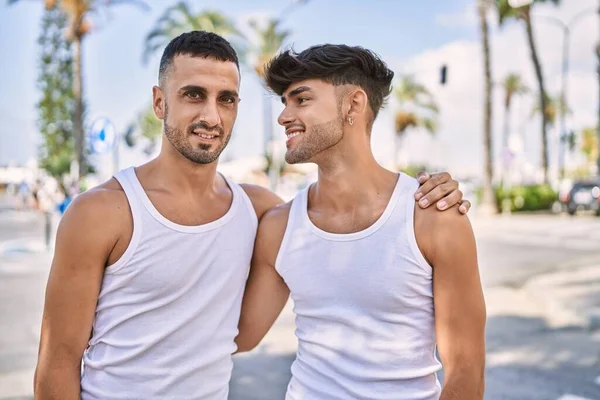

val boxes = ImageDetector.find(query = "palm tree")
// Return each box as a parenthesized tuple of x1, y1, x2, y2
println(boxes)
(248, 19, 290, 79)
(581, 126, 599, 167)
(596, 15, 600, 174)
(478, 0, 496, 214)
(393, 76, 439, 168)
(143, 2, 244, 64)
(9, 0, 148, 184)
(496, 0, 561, 183)
(531, 93, 570, 130)
(248, 18, 291, 189)
(531, 92, 571, 178)
(136, 103, 163, 155)
(501, 73, 528, 184)
(143, 6, 294, 189)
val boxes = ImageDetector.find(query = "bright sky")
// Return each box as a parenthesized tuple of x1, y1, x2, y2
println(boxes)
(0, 0, 598, 181)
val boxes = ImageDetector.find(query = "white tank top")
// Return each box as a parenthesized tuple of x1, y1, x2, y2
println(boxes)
(276, 173, 442, 400)
(80, 167, 257, 400)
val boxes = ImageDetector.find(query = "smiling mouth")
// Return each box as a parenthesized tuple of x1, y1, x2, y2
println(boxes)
(193, 130, 219, 140)
(286, 130, 304, 141)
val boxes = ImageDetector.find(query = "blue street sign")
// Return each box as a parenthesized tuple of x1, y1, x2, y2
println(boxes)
(88, 117, 116, 155)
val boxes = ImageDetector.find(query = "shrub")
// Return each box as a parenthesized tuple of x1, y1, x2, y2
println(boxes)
(494, 184, 558, 212)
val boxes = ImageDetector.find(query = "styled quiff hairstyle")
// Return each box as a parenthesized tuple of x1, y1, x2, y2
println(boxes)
(264, 44, 394, 120)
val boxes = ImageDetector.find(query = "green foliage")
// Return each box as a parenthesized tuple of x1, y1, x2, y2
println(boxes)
(476, 184, 558, 212)
(394, 76, 439, 136)
(496, 0, 561, 25)
(531, 92, 570, 128)
(581, 126, 599, 164)
(143, 2, 244, 64)
(496, 184, 558, 212)
(400, 164, 430, 177)
(502, 73, 529, 107)
(137, 103, 162, 141)
(248, 18, 291, 78)
(36, 4, 75, 187)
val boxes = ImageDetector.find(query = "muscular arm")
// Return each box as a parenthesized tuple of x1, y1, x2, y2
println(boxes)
(235, 185, 290, 352)
(416, 205, 486, 400)
(34, 183, 125, 399)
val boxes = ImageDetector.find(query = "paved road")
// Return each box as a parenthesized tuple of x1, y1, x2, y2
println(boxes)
(1, 211, 599, 399)
(473, 213, 600, 288)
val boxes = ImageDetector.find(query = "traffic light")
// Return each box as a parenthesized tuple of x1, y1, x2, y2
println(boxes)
(440, 65, 448, 85)
(123, 124, 137, 147)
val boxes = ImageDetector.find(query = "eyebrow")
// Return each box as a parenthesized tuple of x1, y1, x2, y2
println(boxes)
(179, 85, 207, 95)
(281, 86, 312, 104)
(219, 89, 240, 98)
(178, 85, 239, 98)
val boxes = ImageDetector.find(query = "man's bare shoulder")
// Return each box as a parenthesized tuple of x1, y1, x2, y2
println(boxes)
(60, 178, 130, 233)
(415, 203, 474, 264)
(256, 201, 292, 246)
(239, 183, 284, 219)
(416, 202, 467, 226)
(261, 201, 292, 226)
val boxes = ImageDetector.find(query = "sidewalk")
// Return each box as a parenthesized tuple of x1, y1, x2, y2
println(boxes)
(485, 265, 600, 400)
(1, 229, 599, 399)
(0, 250, 52, 400)
(525, 263, 600, 330)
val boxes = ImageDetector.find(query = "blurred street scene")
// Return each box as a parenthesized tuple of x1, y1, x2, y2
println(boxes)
(2, 0, 600, 398)
(1, 192, 599, 399)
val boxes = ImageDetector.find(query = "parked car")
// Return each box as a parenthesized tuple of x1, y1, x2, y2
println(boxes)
(564, 178, 600, 216)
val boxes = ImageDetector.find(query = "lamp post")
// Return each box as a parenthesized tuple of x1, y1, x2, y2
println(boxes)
(262, 0, 309, 191)
(533, 8, 596, 179)
(597, 0, 600, 176)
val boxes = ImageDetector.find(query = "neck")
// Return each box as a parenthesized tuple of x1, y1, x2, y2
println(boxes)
(146, 136, 220, 195)
(311, 134, 397, 210)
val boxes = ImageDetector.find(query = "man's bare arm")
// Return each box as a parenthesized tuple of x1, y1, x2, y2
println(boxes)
(34, 182, 126, 400)
(235, 199, 291, 353)
(416, 205, 486, 400)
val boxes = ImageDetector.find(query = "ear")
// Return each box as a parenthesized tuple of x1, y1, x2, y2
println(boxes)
(347, 89, 368, 122)
(152, 85, 165, 120)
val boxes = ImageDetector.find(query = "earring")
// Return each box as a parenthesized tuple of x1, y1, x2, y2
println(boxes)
(348, 117, 354, 126)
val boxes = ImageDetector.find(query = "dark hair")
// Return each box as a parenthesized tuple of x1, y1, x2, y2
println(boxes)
(264, 44, 394, 119)
(159, 31, 239, 85)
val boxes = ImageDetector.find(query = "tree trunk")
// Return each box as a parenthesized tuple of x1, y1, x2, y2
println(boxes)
(524, 9, 549, 183)
(395, 132, 402, 170)
(479, 1, 495, 214)
(502, 95, 512, 186)
(596, 1, 600, 175)
(263, 95, 278, 191)
(73, 36, 84, 183)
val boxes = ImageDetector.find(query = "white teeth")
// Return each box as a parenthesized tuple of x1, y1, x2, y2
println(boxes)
(198, 134, 215, 139)
(286, 131, 302, 139)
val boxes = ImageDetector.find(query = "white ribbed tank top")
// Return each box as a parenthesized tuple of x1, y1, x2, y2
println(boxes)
(80, 167, 257, 400)
(276, 173, 442, 400)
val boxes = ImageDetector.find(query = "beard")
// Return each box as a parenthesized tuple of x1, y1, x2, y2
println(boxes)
(285, 116, 344, 164)
(163, 103, 231, 165)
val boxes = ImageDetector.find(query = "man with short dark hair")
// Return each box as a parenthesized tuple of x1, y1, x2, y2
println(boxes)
(34, 32, 470, 399)
(236, 45, 486, 400)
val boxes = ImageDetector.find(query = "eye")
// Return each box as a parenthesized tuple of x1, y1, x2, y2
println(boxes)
(298, 98, 310, 104)
(221, 96, 236, 104)
(186, 91, 201, 99)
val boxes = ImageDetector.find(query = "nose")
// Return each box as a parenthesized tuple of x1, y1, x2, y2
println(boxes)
(200, 99, 221, 128)
(277, 106, 295, 127)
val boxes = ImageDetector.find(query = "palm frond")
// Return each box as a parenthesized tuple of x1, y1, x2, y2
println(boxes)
(420, 117, 438, 134)
(248, 18, 290, 78)
(394, 75, 439, 136)
(495, 0, 525, 25)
